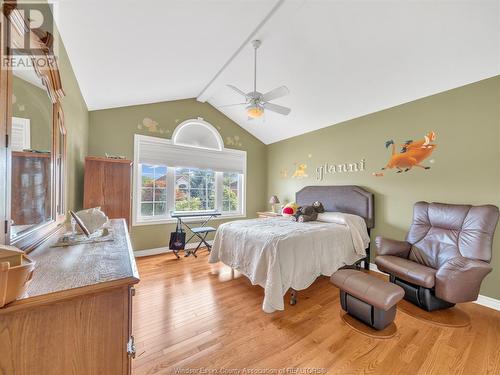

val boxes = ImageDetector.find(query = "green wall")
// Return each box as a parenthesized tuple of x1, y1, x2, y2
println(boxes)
(88, 99, 268, 250)
(57, 37, 90, 211)
(267, 75, 500, 299)
(12, 76, 52, 151)
(15, 0, 90, 211)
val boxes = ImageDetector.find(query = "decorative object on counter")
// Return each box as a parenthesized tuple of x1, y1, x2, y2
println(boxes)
(52, 208, 113, 248)
(104, 152, 126, 160)
(70, 210, 90, 237)
(52, 227, 114, 248)
(269, 195, 280, 213)
(0, 245, 36, 308)
(0, 245, 23, 267)
(73, 207, 109, 235)
(281, 202, 299, 217)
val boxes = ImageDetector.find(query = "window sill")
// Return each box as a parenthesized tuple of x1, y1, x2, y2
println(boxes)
(132, 213, 247, 227)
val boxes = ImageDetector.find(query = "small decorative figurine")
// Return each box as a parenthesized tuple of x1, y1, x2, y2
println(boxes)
(73, 207, 109, 235)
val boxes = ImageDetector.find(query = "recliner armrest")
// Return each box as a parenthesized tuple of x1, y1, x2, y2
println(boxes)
(435, 257, 492, 303)
(375, 236, 411, 258)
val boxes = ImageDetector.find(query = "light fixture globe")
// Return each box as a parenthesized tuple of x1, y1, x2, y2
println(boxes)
(246, 103, 264, 119)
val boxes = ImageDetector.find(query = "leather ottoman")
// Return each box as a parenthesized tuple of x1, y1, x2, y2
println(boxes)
(331, 269, 404, 330)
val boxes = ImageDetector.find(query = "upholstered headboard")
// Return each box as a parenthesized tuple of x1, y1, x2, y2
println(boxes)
(295, 185, 374, 228)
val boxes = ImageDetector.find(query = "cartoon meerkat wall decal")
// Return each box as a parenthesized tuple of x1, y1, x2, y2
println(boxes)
(378, 131, 437, 175)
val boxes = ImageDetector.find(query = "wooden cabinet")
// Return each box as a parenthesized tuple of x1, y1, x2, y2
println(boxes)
(0, 219, 140, 375)
(84, 157, 133, 225)
(11, 152, 51, 225)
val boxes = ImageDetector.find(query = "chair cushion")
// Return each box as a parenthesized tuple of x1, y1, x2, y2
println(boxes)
(375, 255, 436, 288)
(330, 269, 404, 311)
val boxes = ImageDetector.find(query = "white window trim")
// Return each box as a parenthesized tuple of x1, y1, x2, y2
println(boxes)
(172, 118, 224, 151)
(11, 116, 31, 151)
(132, 133, 247, 226)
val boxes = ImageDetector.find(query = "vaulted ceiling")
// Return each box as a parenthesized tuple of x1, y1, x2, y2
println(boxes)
(55, 0, 500, 144)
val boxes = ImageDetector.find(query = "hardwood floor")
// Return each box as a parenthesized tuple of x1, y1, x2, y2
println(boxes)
(132, 250, 500, 375)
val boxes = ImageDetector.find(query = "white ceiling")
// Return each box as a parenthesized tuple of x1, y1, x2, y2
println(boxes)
(54, 0, 500, 144)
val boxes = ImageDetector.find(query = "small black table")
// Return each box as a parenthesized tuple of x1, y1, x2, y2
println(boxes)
(170, 211, 221, 258)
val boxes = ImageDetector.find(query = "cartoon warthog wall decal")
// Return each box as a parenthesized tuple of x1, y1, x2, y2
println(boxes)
(376, 131, 437, 175)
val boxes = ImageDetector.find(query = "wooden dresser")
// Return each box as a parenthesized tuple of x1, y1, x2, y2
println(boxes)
(0, 219, 140, 375)
(84, 157, 133, 225)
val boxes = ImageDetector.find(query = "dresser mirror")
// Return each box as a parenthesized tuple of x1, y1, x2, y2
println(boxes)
(10, 63, 53, 240)
(0, 2, 67, 250)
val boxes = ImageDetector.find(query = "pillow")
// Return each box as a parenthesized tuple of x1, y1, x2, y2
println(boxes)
(316, 212, 347, 224)
(317, 211, 366, 223)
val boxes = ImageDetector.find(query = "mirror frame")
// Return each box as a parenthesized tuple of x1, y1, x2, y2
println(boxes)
(1, 1, 67, 251)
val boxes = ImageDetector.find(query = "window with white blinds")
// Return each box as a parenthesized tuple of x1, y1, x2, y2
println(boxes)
(11, 117, 31, 152)
(133, 127, 246, 225)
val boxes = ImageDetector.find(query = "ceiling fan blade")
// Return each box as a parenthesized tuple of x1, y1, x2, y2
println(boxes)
(217, 102, 247, 108)
(262, 102, 291, 116)
(261, 86, 290, 102)
(227, 84, 250, 98)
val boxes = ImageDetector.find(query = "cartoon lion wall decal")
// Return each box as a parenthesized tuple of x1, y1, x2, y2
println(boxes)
(374, 131, 437, 176)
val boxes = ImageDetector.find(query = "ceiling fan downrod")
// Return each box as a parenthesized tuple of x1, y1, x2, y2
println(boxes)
(251, 40, 261, 95)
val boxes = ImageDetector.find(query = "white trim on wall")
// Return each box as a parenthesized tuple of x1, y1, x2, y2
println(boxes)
(368, 262, 500, 312)
(11, 116, 31, 151)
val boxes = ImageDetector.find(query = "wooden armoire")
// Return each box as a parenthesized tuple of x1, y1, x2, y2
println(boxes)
(83, 157, 133, 225)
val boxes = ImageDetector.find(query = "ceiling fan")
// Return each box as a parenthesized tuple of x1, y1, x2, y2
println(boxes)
(219, 40, 291, 119)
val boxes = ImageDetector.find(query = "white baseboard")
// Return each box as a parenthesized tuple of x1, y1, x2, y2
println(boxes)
(369, 263, 500, 312)
(134, 240, 213, 258)
(475, 294, 500, 311)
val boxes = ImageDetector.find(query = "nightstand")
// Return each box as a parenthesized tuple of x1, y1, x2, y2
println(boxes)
(257, 211, 282, 218)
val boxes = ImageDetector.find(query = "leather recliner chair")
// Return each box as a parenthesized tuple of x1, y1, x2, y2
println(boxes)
(375, 202, 499, 311)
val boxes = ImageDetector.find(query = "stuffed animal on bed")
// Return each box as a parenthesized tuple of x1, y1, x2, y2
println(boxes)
(312, 201, 325, 213)
(292, 205, 318, 222)
(282, 202, 299, 217)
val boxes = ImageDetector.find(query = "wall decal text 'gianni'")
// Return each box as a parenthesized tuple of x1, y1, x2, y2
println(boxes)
(316, 159, 366, 181)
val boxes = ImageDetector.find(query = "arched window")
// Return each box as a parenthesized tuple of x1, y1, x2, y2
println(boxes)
(172, 118, 223, 151)
(133, 118, 246, 225)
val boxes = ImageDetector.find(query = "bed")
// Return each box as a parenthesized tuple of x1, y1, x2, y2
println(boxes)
(209, 185, 374, 313)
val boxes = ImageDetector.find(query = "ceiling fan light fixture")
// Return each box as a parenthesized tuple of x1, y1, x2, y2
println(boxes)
(223, 40, 291, 120)
(246, 104, 264, 119)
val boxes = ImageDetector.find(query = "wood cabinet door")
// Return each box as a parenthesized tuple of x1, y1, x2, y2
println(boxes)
(84, 159, 132, 225)
(0, 288, 129, 375)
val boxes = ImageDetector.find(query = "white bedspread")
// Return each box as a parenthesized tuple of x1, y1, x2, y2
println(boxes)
(209, 217, 370, 313)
